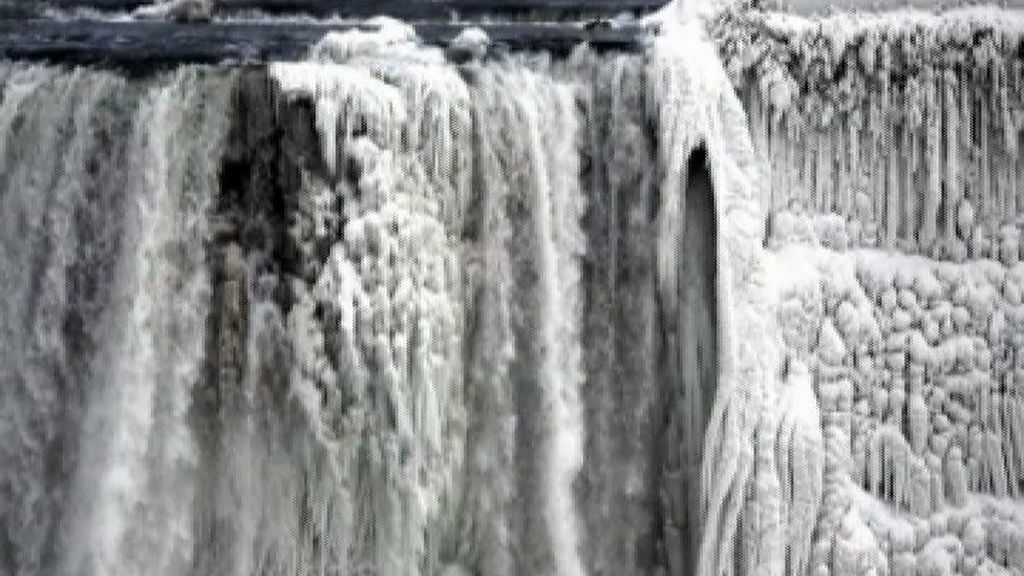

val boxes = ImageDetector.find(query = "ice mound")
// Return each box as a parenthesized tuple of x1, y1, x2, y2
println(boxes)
(310, 17, 421, 63)
(449, 27, 490, 60)
(132, 0, 213, 22)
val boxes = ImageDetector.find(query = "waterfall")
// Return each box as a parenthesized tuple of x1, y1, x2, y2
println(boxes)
(0, 64, 233, 576)
(0, 28, 732, 572)
(3, 5, 1024, 576)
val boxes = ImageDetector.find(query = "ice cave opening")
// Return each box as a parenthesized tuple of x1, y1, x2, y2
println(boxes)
(660, 143, 721, 576)
(679, 144, 719, 575)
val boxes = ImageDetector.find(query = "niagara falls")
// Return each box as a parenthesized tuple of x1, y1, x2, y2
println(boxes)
(0, 1, 1023, 575)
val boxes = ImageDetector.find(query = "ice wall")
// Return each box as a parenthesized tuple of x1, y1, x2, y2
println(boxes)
(765, 246, 1024, 576)
(715, 8, 1024, 576)
(718, 8, 1024, 262)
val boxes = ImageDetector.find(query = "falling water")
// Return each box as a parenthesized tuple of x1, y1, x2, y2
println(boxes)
(0, 64, 233, 576)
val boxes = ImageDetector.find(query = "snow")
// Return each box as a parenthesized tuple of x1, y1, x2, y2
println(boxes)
(449, 26, 490, 59)
(309, 17, 423, 64)
(132, 0, 213, 22)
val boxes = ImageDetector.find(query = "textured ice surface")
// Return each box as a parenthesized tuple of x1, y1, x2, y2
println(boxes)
(766, 245, 1024, 576)
(717, 7, 1024, 260)
(733, 7, 1024, 576)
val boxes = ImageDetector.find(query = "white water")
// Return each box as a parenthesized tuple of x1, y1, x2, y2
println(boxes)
(0, 64, 233, 576)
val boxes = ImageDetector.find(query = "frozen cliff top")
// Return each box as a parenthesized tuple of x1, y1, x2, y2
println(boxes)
(762, 0, 1024, 15)
(710, 0, 1024, 80)
(17, 0, 668, 22)
(729, 4, 1024, 44)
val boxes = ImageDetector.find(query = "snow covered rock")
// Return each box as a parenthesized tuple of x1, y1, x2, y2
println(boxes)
(132, 0, 213, 22)
(448, 27, 490, 60)
(310, 17, 420, 63)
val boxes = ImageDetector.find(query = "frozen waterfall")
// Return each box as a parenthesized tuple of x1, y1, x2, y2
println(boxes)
(0, 23, 733, 576)
(2, 5, 1024, 576)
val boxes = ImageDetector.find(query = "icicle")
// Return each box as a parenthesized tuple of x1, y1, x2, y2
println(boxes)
(771, 115, 785, 213)
(741, 415, 785, 576)
(849, 111, 862, 235)
(1018, 138, 1024, 221)
(1013, 392, 1024, 489)
(944, 69, 960, 249)
(824, 123, 836, 214)
(997, 63, 1014, 221)
(867, 86, 881, 237)
(922, 67, 941, 251)
(946, 445, 969, 506)
(903, 126, 916, 249)
(885, 126, 899, 249)
(816, 125, 829, 214)
(804, 123, 816, 212)
(837, 120, 850, 217)
(785, 117, 797, 212)
(777, 359, 825, 576)
(980, 77, 993, 227)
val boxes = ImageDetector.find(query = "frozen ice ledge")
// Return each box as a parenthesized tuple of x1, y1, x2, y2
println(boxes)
(0, 20, 647, 64)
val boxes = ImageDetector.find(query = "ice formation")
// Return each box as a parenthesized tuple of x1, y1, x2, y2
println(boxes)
(717, 7, 1024, 576)
(449, 27, 490, 60)
(2, 3, 1024, 576)
(717, 7, 1024, 260)
(133, 0, 214, 22)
